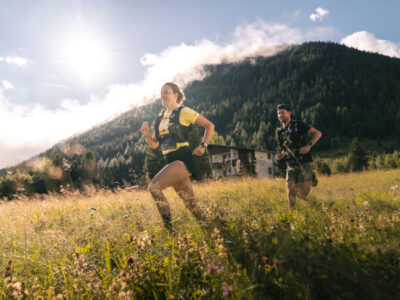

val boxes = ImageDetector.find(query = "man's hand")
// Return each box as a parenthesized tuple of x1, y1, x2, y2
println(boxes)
(276, 151, 285, 160)
(298, 144, 312, 155)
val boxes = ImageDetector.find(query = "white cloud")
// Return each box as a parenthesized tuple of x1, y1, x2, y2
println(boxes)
(0, 55, 29, 67)
(139, 20, 332, 93)
(2, 80, 14, 90)
(0, 20, 334, 168)
(42, 83, 72, 90)
(310, 7, 329, 22)
(0, 91, 125, 168)
(341, 31, 400, 58)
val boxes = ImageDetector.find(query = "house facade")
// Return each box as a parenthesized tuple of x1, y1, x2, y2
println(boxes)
(207, 144, 277, 179)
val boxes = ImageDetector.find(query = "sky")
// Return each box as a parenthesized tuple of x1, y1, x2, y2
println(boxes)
(0, 0, 399, 169)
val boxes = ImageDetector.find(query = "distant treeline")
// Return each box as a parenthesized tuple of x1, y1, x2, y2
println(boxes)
(1, 138, 399, 199)
(314, 138, 400, 176)
(1, 41, 400, 197)
(0, 127, 213, 199)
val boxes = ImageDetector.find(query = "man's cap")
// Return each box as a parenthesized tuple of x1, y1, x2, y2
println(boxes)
(277, 103, 291, 111)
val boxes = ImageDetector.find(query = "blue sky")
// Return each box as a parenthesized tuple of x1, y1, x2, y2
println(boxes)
(0, 0, 399, 168)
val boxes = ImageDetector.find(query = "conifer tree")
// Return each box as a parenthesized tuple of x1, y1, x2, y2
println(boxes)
(347, 138, 368, 171)
(209, 131, 226, 145)
(99, 167, 115, 189)
(83, 150, 99, 182)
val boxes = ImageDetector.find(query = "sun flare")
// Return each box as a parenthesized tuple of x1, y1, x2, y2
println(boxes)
(64, 35, 110, 83)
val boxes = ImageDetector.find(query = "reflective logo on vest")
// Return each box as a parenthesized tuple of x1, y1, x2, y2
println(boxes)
(159, 117, 170, 136)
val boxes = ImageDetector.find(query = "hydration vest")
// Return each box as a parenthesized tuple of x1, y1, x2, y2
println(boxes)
(278, 120, 312, 165)
(154, 106, 193, 153)
(279, 120, 307, 149)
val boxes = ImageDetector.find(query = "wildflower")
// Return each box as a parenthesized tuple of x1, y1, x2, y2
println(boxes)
(13, 282, 23, 292)
(127, 254, 135, 265)
(207, 264, 218, 274)
(242, 231, 249, 245)
(5, 259, 12, 277)
(223, 284, 233, 296)
(363, 201, 368, 207)
(272, 258, 279, 266)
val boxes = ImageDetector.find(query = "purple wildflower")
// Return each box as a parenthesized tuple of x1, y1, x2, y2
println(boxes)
(207, 264, 217, 274)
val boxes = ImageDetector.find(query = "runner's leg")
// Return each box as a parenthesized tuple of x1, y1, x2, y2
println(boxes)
(173, 177, 207, 223)
(296, 181, 312, 199)
(286, 180, 297, 208)
(297, 164, 312, 199)
(148, 160, 191, 229)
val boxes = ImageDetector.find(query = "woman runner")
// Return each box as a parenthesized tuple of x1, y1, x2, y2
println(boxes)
(140, 82, 214, 231)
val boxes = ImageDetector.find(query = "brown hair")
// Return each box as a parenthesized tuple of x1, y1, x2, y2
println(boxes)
(164, 82, 185, 104)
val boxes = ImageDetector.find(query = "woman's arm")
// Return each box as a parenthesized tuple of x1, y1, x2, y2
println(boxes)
(192, 115, 215, 156)
(141, 121, 160, 149)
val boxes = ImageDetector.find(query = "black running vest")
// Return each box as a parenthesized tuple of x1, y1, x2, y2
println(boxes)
(277, 120, 312, 166)
(155, 106, 192, 153)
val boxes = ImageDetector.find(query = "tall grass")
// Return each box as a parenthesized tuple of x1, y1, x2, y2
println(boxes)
(1, 170, 399, 299)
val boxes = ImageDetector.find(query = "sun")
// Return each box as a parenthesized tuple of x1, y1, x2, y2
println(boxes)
(64, 35, 110, 84)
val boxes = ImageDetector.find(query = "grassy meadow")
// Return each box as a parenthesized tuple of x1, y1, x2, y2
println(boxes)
(1, 169, 400, 299)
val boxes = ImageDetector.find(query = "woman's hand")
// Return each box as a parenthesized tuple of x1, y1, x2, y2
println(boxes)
(141, 122, 150, 136)
(192, 145, 206, 156)
(141, 122, 159, 149)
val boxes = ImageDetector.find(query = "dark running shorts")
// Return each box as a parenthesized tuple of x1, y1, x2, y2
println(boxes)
(286, 162, 313, 183)
(165, 146, 196, 176)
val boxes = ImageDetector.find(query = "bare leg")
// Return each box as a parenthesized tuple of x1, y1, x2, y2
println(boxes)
(296, 181, 312, 199)
(286, 181, 297, 209)
(173, 178, 207, 224)
(148, 161, 191, 230)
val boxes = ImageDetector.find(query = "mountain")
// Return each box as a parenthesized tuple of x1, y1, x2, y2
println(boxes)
(4, 41, 400, 192)
(183, 42, 400, 149)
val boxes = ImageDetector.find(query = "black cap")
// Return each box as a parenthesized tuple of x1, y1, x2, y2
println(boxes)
(277, 103, 291, 111)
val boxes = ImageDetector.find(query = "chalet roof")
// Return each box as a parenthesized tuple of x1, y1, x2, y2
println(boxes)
(208, 144, 277, 154)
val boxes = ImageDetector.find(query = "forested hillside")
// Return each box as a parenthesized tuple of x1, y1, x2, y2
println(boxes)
(3, 41, 400, 194)
(184, 42, 400, 150)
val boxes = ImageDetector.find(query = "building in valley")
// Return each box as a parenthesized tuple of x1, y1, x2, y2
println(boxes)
(207, 144, 277, 179)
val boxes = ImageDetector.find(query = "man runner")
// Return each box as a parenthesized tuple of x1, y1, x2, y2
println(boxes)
(276, 104, 322, 208)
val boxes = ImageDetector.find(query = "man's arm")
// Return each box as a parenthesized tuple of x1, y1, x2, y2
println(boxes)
(275, 129, 286, 160)
(276, 150, 286, 160)
(298, 127, 322, 155)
